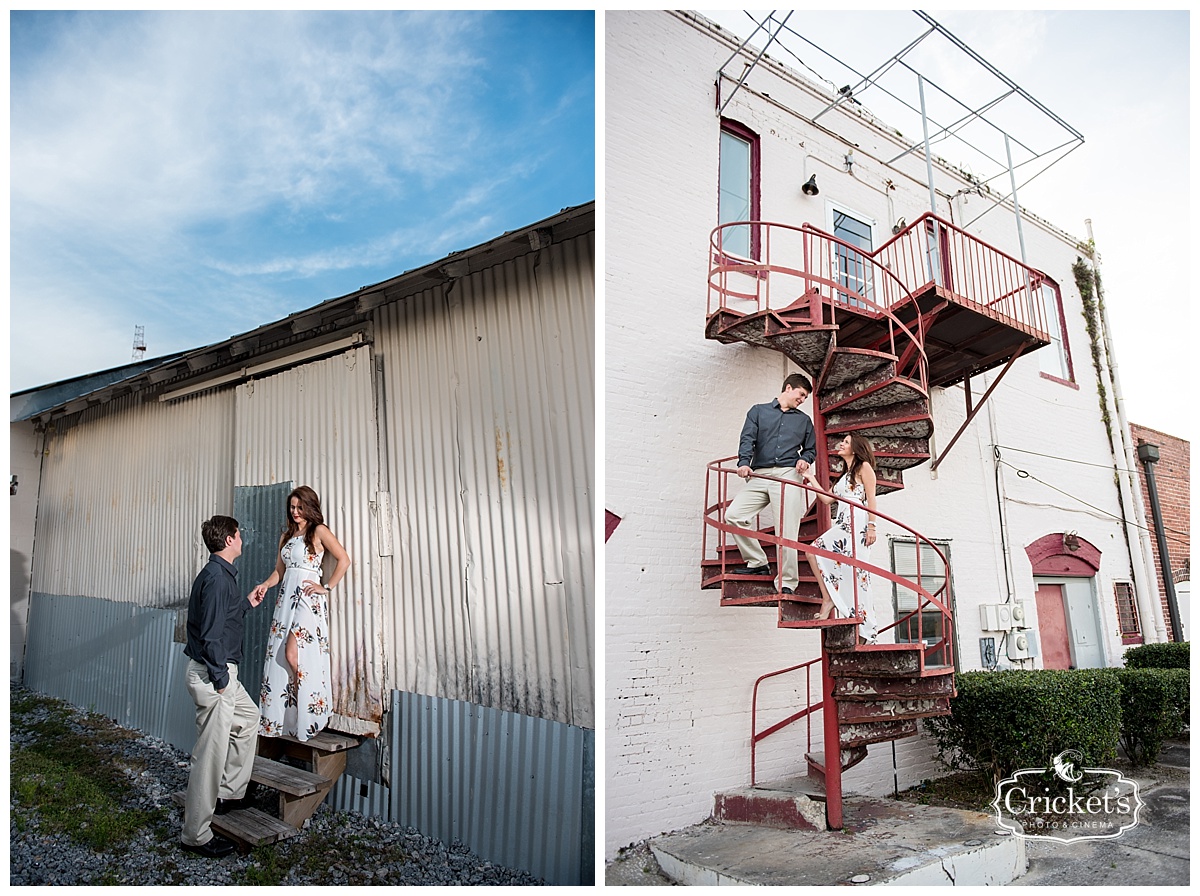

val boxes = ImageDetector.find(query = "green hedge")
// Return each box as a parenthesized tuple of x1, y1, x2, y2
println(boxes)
(1117, 668, 1190, 765)
(1123, 641, 1189, 669)
(924, 669, 1121, 784)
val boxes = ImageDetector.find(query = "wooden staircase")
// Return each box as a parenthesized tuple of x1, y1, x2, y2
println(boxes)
(173, 728, 361, 849)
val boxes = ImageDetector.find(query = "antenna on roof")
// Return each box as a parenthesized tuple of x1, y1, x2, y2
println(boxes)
(132, 325, 146, 361)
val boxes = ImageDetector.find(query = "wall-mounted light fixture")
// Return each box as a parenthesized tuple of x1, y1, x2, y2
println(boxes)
(843, 150, 854, 173)
(802, 175, 819, 196)
(1063, 531, 1080, 552)
(891, 217, 907, 235)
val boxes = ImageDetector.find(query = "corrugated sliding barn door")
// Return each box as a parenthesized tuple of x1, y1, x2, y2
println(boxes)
(233, 345, 386, 734)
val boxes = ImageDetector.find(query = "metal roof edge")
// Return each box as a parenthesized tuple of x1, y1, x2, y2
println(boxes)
(16, 201, 595, 425)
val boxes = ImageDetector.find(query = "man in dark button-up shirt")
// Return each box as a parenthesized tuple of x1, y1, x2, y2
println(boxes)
(180, 515, 264, 857)
(725, 373, 817, 594)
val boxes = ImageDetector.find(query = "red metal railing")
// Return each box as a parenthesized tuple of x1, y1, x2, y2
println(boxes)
(750, 658, 821, 787)
(708, 212, 1050, 345)
(703, 458, 955, 668)
(705, 459, 955, 794)
(708, 219, 929, 388)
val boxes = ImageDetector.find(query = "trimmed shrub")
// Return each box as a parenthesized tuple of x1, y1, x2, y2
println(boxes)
(1117, 668, 1190, 765)
(1123, 641, 1189, 670)
(924, 669, 1121, 783)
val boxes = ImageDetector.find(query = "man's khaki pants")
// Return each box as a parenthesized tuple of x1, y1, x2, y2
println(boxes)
(182, 659, 259, 846)
(725, 466, 805, 591)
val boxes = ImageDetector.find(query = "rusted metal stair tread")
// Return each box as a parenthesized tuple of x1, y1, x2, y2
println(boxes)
(805, 746, 869, 776)
(819, 346, 895, 390)
(251, 755, 331, 796)
(837, 695, 952, 723)
(839, 717, 920, 748)
(261, 729, 361, 753)
(170, 792, 300, 847)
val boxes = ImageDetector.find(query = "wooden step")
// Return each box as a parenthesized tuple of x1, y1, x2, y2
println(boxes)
(257, 735, 352, 829)
(251, 755, 330, 797)
(263, 729, 360, 754)
(170, 792, 300, 847)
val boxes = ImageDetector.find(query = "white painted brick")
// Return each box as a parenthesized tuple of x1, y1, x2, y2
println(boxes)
(605, 10, 1166, 858)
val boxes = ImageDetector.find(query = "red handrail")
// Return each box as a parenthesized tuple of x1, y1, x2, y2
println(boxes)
(708, 212, 1051, 343)
(750, 659, 821, 787)
(703, 457, 955, 669)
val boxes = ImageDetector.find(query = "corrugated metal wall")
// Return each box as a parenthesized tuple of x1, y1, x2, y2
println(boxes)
(329, 689, 594, 885)
(24, 593, 197, 752)
(31, 389, 235, 606)
(233, 346, 386, 733)
(374, 233, 595, 729)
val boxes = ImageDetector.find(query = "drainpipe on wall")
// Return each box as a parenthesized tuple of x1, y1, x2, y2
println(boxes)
(1137, 441, 1183, 641)
(1085, 220, 1166, 642)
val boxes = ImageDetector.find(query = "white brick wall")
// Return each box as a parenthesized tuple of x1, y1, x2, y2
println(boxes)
(605, 10, 1157, 857)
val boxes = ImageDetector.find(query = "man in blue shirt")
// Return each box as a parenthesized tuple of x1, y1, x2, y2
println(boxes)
(181, 515, 264, 858)
(725, 373, 817, 594)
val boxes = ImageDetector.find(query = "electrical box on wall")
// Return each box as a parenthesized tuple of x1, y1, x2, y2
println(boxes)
(980, 603, 1012, 630)
(1006, 630, 1040, 660)
(980, 601, 1035, 631)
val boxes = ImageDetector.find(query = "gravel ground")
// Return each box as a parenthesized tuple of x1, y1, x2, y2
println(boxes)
(10, 686, 544, 886)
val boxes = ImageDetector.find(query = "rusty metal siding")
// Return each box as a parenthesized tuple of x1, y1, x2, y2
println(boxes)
(232, 345, 385, 733)
(30, 389, 235, 608)
(374, 232, 595, 729)
(328, 688, 593, 885)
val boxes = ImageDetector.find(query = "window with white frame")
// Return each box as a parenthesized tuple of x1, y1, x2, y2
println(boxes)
(1038, 279, 1073, 382)
(891, 539, 953, 663)
(828, 204, 875, 308)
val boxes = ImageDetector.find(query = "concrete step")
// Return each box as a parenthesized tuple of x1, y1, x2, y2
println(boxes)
(713, 781, 826, 831)
(650, 798, 1026, 886)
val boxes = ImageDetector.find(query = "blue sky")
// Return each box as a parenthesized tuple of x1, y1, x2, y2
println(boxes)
(10, 10, 595, 392)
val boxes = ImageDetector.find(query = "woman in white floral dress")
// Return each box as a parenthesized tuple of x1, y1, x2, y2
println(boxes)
(802, 433, 879, 641)
(252, 486, 350, 741)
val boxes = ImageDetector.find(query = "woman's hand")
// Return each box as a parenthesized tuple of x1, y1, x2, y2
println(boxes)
(301, 581, 329, 597)
(863, 524, 877, 547)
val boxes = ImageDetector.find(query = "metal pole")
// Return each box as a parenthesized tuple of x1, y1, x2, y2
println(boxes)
(1137, 442, 1184, 641)
(1004, 134, 1034, 325)
(917, 75, 941, 287)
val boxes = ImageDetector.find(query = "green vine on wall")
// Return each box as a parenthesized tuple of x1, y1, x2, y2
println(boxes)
(1072, 257, 1115, 452)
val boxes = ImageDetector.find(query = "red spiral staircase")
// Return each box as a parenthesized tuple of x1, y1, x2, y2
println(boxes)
(701, 213, 1052, 829)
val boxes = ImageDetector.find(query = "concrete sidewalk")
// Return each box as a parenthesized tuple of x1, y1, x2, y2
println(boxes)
(606, 739, 1189, 886)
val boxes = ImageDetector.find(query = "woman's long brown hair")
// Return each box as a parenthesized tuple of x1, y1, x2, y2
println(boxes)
(844, 433, 877, 489)
(284, 485, 325, 554)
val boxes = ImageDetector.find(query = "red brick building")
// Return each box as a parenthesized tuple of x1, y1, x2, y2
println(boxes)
(1131, 423, 1190, 640)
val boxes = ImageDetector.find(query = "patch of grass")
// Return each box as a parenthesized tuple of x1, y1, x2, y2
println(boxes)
(894, 769, 997, 813)
(236, 845, 287, 885)
(10, 692, 167, 853)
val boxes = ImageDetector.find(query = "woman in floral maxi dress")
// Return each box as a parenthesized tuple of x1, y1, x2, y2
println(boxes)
(253, 486, 350, 741)
(802, 433, 879, 642)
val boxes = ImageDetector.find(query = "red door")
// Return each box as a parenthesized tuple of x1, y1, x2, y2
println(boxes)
(1035, 584, 1072, 669)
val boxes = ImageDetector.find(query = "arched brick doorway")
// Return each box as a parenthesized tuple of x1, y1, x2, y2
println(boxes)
(1025, 534, 1105, 669)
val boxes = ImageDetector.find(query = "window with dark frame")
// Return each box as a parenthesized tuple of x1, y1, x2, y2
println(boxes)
(718, 119, 760, 260)
(891, 539, 952, 664)
(1114, 581, 1142, 644)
